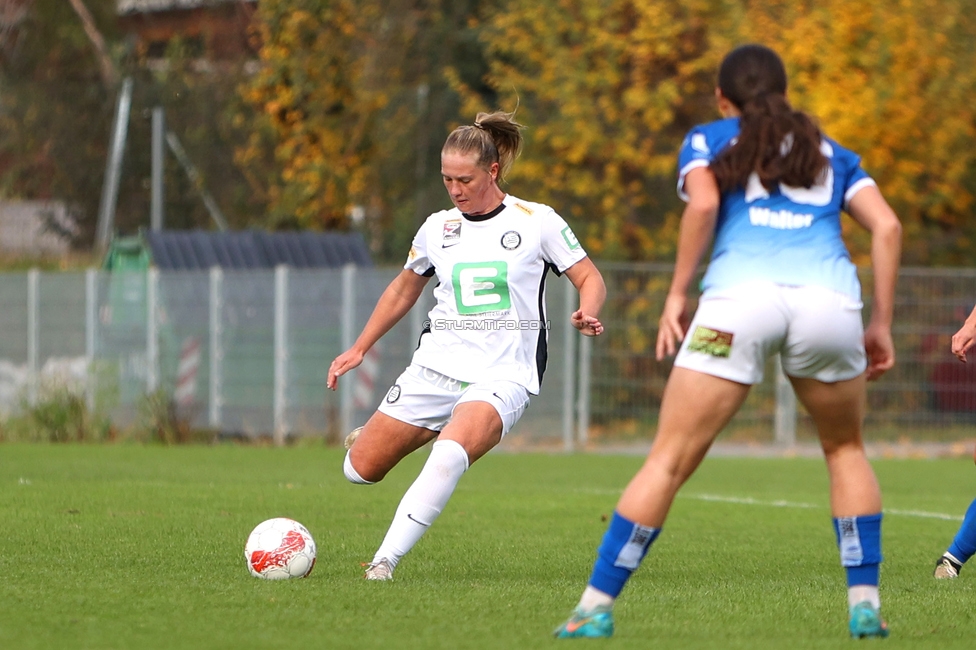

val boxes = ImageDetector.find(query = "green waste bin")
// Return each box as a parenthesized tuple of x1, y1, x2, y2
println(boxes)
(101, 234, 154, 405)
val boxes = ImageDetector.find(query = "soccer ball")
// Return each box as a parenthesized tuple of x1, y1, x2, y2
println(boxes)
(244, 517, 317, 580)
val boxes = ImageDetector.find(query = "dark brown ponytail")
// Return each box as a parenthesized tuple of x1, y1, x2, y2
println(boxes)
(709, 45, 828, 193)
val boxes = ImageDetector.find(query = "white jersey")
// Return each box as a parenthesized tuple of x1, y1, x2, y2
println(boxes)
(404, 195, 587, 394)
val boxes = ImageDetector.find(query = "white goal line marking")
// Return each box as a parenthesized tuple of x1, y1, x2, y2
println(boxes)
(570, 487, 963, 521)
(687, 493, 963, 522)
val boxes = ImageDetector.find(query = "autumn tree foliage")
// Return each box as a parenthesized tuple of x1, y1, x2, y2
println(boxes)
(729, 0, 976, 265)
(467, 0, 976, 264)
(458, 0, 731, 261)
(9, 0, 970, 261)
(243, 0, 976, 263)
(242, 0, 389, 230)
(239, 0, 494, 252)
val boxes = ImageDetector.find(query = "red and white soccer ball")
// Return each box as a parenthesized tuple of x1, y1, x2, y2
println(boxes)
(244, 517, 317, 580)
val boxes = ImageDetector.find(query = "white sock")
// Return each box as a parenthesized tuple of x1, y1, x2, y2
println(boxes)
(578, 585, 615, 611)
(848, 585, 881, 609)
(372, 439, 469, 567)
(343, 451, 374, 485)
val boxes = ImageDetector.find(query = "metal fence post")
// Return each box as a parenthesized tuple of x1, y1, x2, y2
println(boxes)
(773, 356, 797, 445)
(339, 264, 356, 438)
(562, 277, 577, 452)
(150, 107, 165, 231)
(27, 269, 39, 406)
(209, 267, 223, 431)
(95, 77, 133, 252)
(274, 265, 289, 445)
(85, 268, 98, 412)
(147, 268, 159, 393)
(576, 335, 592, 446)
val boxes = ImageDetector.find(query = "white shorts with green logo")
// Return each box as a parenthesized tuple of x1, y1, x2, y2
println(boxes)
(377, 362, 530, 435)
(674, 282, 867, 384)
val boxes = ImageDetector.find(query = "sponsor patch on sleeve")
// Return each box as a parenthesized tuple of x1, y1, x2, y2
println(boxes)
(687, 326, 733, 358)
(560, 226, 580, 250)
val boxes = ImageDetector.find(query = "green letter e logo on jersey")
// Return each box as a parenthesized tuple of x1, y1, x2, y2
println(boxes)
(452, 261, 511, 314)
(561, 226, 581, 250)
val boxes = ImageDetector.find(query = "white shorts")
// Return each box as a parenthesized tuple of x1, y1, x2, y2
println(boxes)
(377, 363, 530, 436)
(674, 282, 867, 384)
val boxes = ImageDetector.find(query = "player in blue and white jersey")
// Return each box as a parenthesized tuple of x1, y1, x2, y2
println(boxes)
(933, 304, 976, 579)
(676, 116, 875, 301)
(555, 44, 902, 640)
(328, 110, 606, 581)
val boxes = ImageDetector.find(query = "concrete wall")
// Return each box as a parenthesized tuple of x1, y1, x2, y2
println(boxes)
(0, 201, 72, 255)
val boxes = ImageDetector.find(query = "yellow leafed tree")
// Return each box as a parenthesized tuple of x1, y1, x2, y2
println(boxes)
(240, 0, 416, 230)
(730, 0, 976, 264)
(454, 0, 730, 260)
(470, 0, 976, 263)
(240, 0, 495, 257)
(242, 0, 976, 263)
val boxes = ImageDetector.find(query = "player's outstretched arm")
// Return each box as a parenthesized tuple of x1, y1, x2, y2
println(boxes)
(847, 185, 902, 380)
(657, 166, 719, 360)
(951, 305, 976, 363)
(565, 257, 606, 336)
(327, 269, 429, 390)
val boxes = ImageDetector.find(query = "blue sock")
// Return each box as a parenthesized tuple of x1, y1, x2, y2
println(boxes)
(587, 511, 660, 597)
(833, 513, 882, 586)
(947, 497, 976, 564)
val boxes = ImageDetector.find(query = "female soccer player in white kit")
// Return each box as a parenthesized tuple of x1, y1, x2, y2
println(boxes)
(328, 110, 606, 581)
(554, 44, 902, 640)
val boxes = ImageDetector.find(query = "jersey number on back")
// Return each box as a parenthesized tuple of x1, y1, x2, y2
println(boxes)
(744, 141, 835, 207)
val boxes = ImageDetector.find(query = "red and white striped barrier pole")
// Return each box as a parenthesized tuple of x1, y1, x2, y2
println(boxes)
(353, 344, 381, 410)
(175, 336, 200, 407)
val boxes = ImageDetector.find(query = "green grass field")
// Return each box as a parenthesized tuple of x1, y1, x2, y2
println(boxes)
(1, 443, 975, 649)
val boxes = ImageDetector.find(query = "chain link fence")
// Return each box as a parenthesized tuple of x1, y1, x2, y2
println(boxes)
(0, 265, 973, 448)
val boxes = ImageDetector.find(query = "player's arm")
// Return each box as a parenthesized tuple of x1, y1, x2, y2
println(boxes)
(327, 269, 430, 390)
(564, 257, 606, 336)
(656, 166, 720, 360)
(846, 185, 902, 380)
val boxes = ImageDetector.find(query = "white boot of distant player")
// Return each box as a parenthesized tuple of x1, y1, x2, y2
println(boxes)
(365, 439, 469, 580)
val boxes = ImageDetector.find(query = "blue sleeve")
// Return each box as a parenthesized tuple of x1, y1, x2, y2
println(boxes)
(827, 139, 876, 208)
(676, 127, 714, 201)
(676, 119, 739, 201)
